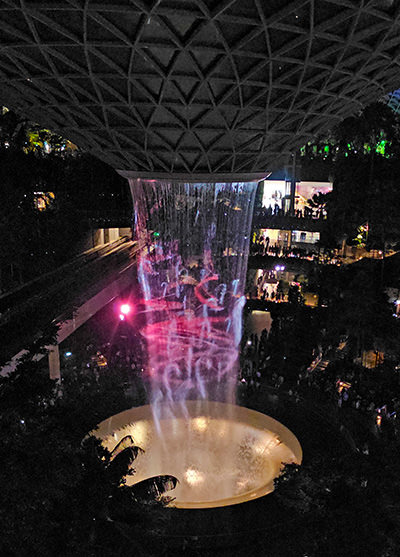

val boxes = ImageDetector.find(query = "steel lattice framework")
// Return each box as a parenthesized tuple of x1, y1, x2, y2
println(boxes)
(1, 0, 400, 173)
(387, 88, 400, 113)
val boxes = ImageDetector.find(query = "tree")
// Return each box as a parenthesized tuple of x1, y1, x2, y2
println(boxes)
(318, 261, 398, 360)
(299, 102, 400, 257)
(0, 107, 130, 293)
(273, 444, 400, 556)
(0, 353, 175, 556)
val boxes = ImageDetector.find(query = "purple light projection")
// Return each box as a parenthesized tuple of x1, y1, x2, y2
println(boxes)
(128, 178, 258, 423)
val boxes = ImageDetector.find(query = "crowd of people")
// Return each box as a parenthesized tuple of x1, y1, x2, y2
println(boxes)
(238, 319, 400, 443)
(60, 278, 398, 447)
(311, 355, 400, 437)
(250, 238, 318, 259)
(254, 204, 327, 220)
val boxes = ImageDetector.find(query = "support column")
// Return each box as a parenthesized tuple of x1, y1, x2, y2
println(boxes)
(109, 227, 120, 242)
(285, 154, 298, 216)
(48, 344, 61, 380)
(289, 177, 296, 216)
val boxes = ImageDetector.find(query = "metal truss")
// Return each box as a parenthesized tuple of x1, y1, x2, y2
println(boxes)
(387, 88, 400, 113)
(0, 0, 400, 173)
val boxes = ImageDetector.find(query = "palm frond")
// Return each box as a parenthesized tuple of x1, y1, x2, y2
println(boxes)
(110, 435, 138, 460)
(131, 475, 179, 500)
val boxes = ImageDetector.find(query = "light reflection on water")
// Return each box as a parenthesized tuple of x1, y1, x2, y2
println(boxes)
(100, 402, 301, 508)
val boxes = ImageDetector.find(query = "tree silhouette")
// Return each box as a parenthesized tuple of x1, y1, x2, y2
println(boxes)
(0, 353, 176, 556)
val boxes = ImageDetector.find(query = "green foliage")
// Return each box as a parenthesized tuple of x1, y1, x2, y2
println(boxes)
(264, 306, 321, 378)
(0, 107, 130, 294)
(0, 356, 172, 556)
(0, 107, 77, 154)
(328, 153, 400, 250)
(273, 443, 400, 556)
(301, 101, 400, 161)
(318, 263, 398, 356)
(299, 102, 400, 252)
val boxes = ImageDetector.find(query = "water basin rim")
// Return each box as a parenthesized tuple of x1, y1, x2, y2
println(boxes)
(123, 468, 277, 509)
(94, 401, 303, 464)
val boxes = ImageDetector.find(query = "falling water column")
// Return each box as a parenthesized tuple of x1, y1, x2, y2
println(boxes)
(119, 173, 265, 410)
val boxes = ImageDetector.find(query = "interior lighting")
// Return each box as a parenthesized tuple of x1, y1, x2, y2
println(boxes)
(64, 351, 72, 357)
(120, 303, 132, 315)
(193, 416, 208, 432)
(185, 468, 204, 486)
(337, 380, 351, 393)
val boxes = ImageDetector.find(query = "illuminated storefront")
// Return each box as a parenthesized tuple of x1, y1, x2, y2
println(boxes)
(261, 179, 332, 215)
(254, 178, 332, 252)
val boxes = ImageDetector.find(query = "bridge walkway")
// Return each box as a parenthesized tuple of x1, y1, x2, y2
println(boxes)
(0, 237, 139, 373)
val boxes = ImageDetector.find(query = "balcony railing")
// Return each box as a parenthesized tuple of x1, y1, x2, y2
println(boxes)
(252, 210, 327, 232)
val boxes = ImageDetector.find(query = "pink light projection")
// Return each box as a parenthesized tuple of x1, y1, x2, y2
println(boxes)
(141, 316, 238, 401)
(128, 178, 258, 423)
(120, 303, 132, 315)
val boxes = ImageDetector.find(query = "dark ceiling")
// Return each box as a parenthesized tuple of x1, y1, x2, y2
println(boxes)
(1, 0, 400, 173)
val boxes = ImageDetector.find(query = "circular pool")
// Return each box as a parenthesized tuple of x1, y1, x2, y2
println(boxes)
(95, 400, 302, 509)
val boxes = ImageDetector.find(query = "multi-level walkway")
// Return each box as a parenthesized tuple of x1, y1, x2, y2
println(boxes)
(0, 237, 139, 375)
